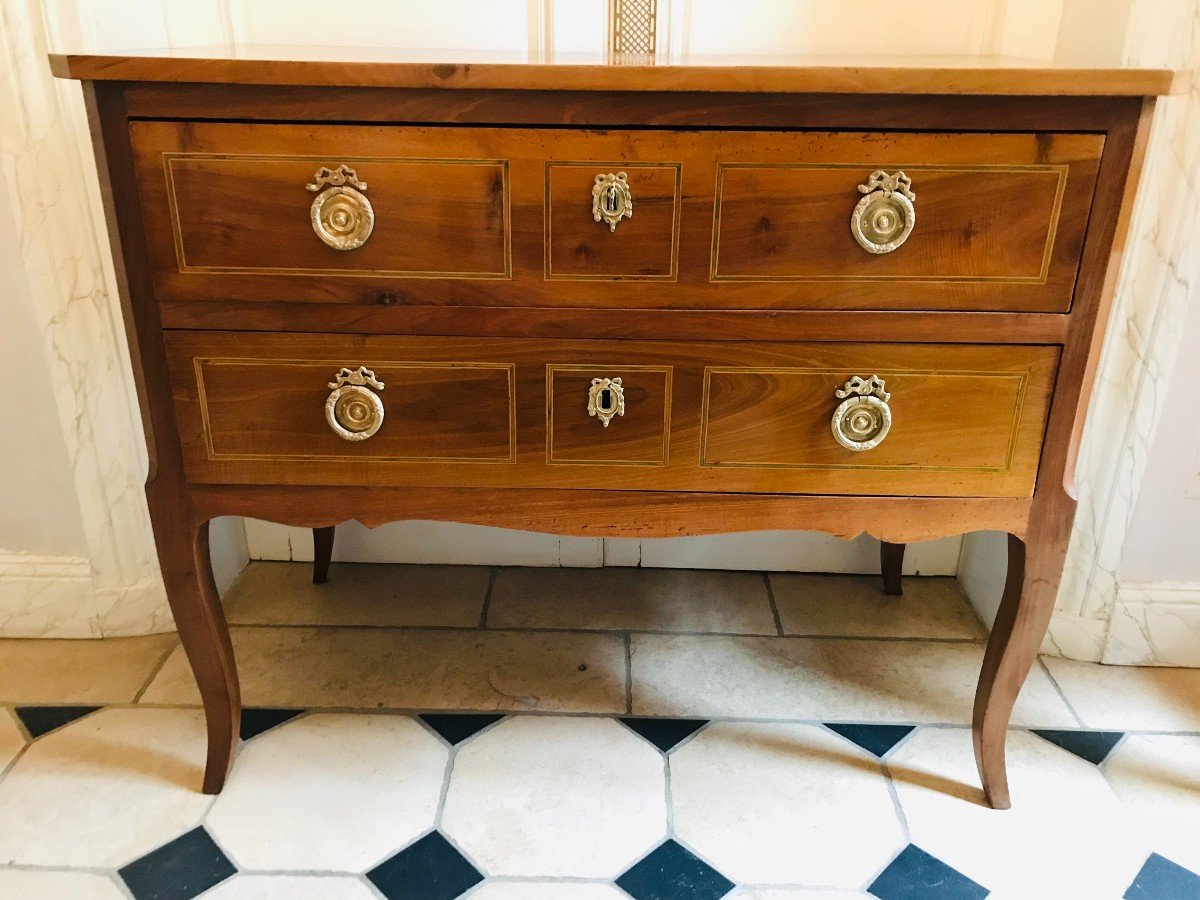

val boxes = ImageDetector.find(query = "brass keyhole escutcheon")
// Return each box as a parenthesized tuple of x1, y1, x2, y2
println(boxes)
(325, 366, 386, 441)
(587, 377, 626, 427)
(592, 172, 633, 232)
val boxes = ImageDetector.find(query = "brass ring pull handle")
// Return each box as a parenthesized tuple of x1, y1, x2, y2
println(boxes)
(587, 377, 625, 427)
(850, 170, 915, 255)
(592, 172, 633, 231)
(307, 164, 375, 250)
(326, 366, 385, 441)
(831, 375, 892, 452)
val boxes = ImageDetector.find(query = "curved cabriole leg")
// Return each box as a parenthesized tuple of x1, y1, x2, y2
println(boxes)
(972, 527, 1073, 809)
(161, 520, 241, 794)
(880, 541, 905, 596)
(312, 526, 335, 584)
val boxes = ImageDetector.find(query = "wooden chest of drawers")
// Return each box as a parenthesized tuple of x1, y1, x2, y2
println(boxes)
(53, 48, 1174, 808)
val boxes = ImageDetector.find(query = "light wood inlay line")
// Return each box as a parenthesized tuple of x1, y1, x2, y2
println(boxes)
(710, 162, 1070, 284)
(545, 364, 673, 466)
(164, 152, 512, 278)
(544, 161, 683, 281)
(194, 357, 518, 464)
(698, 366, 1031, 473)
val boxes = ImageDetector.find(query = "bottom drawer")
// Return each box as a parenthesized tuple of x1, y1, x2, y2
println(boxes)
(166, 332, 1058, 497)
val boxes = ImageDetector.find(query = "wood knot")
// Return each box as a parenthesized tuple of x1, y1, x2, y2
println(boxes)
(372, 290, 400, 306)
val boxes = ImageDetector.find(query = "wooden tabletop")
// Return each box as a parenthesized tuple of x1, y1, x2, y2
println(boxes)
(49, 46, 1181, 96)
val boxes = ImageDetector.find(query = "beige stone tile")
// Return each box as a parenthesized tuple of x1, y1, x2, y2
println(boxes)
(0, 708, 211, 867)
(771, 575, 984, 640)
(141, 627, 626, 713)
(0, 709, 24, 770)
(443, 717, 666, 877)
(1041, 657, 1200, 731)
(890, 728, 1148, 898)
(205, 875, 377, 899)
(631, 635, 1075, 725)
(0, 634, 176, 704)
(225, 561, 489, 628)
(1106, 733, 1200, 874)
(0, 870, 125, 899)
(488, 567, 776, 634)
(672, 722, 902, 886)
(469, 884, 628, 900)
(208, 714, 445, 871)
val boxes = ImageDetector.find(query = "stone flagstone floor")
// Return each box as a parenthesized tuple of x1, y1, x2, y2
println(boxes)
(1, 561, 1199, 899)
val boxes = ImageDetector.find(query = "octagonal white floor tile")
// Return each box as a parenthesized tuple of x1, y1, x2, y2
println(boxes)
(0, 707, 210, 867)
(671, 722, 903, 886)
(468, 882, 629, 899)
(0, 709, 24, 770)
(889, 727, 1150, 898)
(0, 869, 125, 898)
(442, 716, 667, 877)
(204, 873, 379, 899)
(1106, 733, 1200, 874)
(207, 713, 446, 871)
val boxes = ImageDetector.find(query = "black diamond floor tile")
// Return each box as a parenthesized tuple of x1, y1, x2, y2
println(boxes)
(1125, 853, 1200, 899)
(616, 839, 735, 900)
(1031, 728, 1125, 766)
(239, 707, 304, 741)
(619, 717, 710, 753)
(419, 713, 505, 746)
(825, 723, 916, 759)
(869, 844, 988, 900)
(14, 705, 101, 739)
(367, 831, 484, 900)
(118, 826, 236, 900)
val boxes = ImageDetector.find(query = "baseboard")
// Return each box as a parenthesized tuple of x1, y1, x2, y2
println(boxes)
(1102, 581, 1200, 666)
(0, 552, 98, 638)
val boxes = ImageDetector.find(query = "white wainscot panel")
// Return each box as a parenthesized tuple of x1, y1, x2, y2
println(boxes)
(245, 522, 960, 575)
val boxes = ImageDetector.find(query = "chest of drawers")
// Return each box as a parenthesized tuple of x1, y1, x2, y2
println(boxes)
(53, 49, 1174, 807)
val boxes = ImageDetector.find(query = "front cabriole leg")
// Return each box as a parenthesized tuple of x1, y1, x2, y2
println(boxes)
(971, 497, 1073, 808)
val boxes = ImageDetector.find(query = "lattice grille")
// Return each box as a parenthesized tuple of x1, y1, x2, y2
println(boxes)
(610, 0, 658, 55)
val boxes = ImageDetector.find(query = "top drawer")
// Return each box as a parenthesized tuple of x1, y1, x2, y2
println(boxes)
(130, 121, 1103, 315)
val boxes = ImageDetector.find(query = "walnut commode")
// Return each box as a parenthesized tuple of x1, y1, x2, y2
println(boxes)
(51, 47, 1175, 806)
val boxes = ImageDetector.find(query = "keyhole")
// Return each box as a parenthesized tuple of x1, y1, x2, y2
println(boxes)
(600, 388, 613, 410)
(604, 187, 619, 214)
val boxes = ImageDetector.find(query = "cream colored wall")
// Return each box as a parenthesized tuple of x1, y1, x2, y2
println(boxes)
(2, 0, 1195, 652)
(0, 192, 89, 559)
(959, 0, 1200, 666)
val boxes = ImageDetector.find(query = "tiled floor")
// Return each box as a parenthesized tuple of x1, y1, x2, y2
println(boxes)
(2, 562, 1200, 899)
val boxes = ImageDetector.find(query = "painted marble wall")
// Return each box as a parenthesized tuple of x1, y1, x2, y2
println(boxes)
(961, 1, 1200, 667)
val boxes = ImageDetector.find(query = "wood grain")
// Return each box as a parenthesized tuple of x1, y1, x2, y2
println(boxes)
(49, 48, 1181, 96)
(162, 152, 508, 277)
(166, 331, 1058, 498)
(131, 123, 1101, 313)
(118, 85, 1143, 131)
(83, 82, 240, 793)
(189, 484, 1033, 544)
(157, 303, 1071, 344)
(970, 97, 1154, 810)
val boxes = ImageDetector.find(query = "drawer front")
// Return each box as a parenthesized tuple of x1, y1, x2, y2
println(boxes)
(161, 155, 508, 279)
(167, 332, 1058, 497)
(133, 122, 1102, 315)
